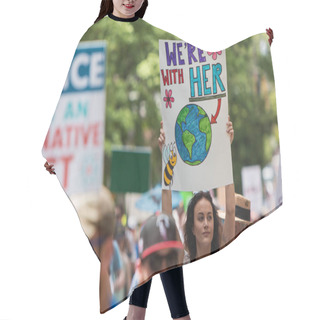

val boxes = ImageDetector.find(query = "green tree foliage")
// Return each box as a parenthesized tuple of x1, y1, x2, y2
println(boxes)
(226, 34, 278, 192)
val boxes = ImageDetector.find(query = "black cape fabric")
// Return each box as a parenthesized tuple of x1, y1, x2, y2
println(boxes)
(42, 15, 282, 313)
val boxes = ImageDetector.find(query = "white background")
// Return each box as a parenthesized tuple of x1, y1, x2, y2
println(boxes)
(1, 0, 319, 319)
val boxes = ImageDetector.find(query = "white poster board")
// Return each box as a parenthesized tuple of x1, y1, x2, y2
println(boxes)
(159, 40, 233, 191)
(42, 41, 106, 195)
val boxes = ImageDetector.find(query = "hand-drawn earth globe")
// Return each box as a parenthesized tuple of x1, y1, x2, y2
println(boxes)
(175, 104, 212, 166)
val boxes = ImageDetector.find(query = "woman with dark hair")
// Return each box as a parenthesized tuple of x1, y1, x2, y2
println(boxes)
(158, 118, 236, 263)
(184, 191, 221, 261)
(184, 184, 235, 262)
(95, 0, 148, 23)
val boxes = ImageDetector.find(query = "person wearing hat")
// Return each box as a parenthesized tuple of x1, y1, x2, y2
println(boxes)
(126, 212, 189, 320)
(136, 212, 184, 281)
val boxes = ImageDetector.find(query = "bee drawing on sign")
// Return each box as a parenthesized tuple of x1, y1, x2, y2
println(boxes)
(162, 142, 177, 187)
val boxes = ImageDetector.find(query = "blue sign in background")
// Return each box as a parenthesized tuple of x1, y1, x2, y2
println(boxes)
(63, 42, 106, 94)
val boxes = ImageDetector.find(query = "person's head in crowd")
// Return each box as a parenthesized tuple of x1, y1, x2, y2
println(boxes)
(75, 186, 116, 313)
(184, 191, 222, 261)
(75, 185, 116, 260)
(137, 213, 184, 280)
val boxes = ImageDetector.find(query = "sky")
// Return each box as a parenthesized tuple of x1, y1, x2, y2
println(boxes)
(1, 0, 320, 319)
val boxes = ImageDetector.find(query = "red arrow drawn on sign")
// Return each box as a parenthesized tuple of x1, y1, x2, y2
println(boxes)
(211, 98, 221, 124)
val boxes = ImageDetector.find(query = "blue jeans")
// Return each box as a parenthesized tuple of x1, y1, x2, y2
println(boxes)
(129, 266, 189, 319)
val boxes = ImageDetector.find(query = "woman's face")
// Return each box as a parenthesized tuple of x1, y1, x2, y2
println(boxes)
(112, 0, 145, 18)
(192, 198, 214, 248)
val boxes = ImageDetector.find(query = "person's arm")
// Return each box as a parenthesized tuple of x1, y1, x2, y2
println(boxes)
(221, 116, 235, 244)
(162, 188, 172, 215)
(99, 237, 113, 313)
(158, 121, 173, 216)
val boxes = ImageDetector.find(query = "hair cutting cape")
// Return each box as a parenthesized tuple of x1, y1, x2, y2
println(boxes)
(42, 15, 282, 313)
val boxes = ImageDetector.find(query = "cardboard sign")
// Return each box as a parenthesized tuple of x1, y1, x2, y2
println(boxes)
(159, 40, 233, 191)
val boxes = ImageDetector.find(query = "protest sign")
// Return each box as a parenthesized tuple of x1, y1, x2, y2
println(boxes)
(241, 165, 263, 215)
(159, 40, 233, 191)
(42, 41, 106, 195)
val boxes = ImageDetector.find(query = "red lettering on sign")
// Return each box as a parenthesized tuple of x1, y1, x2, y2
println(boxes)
(60, 155, 73, 189)
(52, 127, 63, 148)
(44, 122, 101, 150)
(161, 69, 184, 86)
